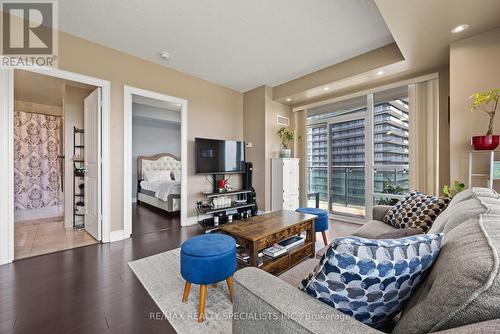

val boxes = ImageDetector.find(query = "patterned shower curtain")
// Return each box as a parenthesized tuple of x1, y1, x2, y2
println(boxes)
(14, 111, 62, 210)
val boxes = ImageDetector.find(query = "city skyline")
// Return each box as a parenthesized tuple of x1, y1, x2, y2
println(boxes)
(307, 97, 410, 215)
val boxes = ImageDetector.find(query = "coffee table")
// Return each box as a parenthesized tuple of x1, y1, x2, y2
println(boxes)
(219, 210, 316, 276)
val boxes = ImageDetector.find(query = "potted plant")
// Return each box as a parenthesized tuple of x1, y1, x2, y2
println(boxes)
(277, 127, 299, 158)
(442, 180, 465, 198)
(470, 88, 500, 150)
(376, 178, 404, 206)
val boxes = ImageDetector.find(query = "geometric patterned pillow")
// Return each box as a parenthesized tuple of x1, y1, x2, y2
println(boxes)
(383, 191, 450, 233)
(299, 234, 443, 328)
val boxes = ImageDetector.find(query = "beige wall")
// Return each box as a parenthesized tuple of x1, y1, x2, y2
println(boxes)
(273, 43, 404, 101)
(14, 100, 62, 116)
(243, 86, 292, 211)
(450, 28, 500, 187)
(58, 32, 243, 230)
(243, 86, 266, 211)
(264, 86, 293, 210)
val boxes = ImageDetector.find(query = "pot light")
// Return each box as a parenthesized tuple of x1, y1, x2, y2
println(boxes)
(324, 87, 330, 91)
(376, 70, 384, 76)
(285, 98, 292, 102)
(451, 24, 469, 34)
(159, 51, 171, 60)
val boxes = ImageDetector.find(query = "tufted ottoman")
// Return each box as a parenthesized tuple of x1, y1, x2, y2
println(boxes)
(180, 234, 236, 322)
(296, 207, 329, 246)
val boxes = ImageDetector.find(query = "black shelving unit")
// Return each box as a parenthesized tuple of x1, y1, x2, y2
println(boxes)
(197, 187, 257, 233)
(73, 127, 85, 228)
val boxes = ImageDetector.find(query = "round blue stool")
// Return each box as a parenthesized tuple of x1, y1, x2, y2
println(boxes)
(180, 234, 236, 322)
(296, 207, 329, 246)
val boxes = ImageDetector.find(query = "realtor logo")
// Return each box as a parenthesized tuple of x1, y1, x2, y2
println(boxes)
(1, 0, 58, 67)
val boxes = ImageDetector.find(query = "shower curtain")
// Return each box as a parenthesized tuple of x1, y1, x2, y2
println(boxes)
(14, 111, 62, 211)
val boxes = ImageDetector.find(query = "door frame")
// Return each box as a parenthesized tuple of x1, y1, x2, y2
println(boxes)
(0, 67, 111, 265)
(326, 111, 372, 221)
(123, 85, 188, 236)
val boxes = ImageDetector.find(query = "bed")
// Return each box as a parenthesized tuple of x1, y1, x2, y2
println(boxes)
(137, 153, 181, 213)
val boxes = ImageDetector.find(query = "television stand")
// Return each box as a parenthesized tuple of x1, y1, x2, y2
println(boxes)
(197, 185, 258, 233)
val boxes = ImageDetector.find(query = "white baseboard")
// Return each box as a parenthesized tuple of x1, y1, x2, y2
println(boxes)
(109, 229, 127, 242)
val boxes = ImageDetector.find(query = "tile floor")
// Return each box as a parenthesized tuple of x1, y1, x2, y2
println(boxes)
(14, 217, 98, 260)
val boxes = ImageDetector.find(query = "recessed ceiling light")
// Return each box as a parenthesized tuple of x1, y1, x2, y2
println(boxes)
(159, 51, 171, 60)
(324, 87, 330, 91)
(451, 24, 469, 34)
(376, 70, 384, 76)
(285, 98, 292, 102)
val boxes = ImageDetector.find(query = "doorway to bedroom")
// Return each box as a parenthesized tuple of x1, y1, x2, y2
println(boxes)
(12, 69, 100, 259)
(129, 93, 184, 236)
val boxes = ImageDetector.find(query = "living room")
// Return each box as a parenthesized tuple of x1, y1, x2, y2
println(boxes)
(0, 0, 500, 333)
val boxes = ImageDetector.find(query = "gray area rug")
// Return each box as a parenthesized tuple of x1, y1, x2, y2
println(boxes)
(128, 248, 232, 334)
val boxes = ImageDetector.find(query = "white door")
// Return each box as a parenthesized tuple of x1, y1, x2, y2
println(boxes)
(84, 88, 101, 240)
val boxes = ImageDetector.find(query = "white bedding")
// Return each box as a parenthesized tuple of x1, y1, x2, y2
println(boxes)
(140, 180, 180, 201)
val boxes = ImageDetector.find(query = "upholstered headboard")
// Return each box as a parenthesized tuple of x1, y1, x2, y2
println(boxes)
(137, 153, 181, 182)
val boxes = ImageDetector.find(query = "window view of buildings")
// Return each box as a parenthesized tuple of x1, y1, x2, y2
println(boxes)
(307, 95, 409, 214)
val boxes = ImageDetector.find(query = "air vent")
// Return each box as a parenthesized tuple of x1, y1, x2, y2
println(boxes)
(276, 115, 289, 126)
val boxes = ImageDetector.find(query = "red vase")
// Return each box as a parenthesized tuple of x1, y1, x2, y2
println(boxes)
(471, 135, 500, 150)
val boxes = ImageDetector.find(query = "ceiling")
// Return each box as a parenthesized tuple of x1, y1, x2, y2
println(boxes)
(59, 0, 394, 92)
(14, 70, 95, 107)
(279, 0, 500, 106)
(375, 0, 500, 73)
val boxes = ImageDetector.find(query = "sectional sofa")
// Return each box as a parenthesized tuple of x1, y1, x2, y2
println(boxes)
(232, 187, 500, 333)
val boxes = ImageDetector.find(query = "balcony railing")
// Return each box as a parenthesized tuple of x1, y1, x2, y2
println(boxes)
(307, 165, 411, 215)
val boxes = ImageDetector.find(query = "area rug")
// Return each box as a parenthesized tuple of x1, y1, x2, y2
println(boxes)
(128, 248, 232, 334)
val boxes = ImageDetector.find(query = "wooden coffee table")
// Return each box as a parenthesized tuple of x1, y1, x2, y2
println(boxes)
(219, 210, 316, 276)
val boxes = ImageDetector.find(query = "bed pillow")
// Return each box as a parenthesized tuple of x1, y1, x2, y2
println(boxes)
(300, 234, 443, 328)
(143, 170, 172, 182)
(383, 191, 450, 233)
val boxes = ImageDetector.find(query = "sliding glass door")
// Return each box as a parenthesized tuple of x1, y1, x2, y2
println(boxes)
(330, 118, 366, 217)
(372, 86, 410, 206)
(306, 85, 410, 222)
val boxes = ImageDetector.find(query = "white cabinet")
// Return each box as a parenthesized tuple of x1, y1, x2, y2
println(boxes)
(271, 158, 300, 211)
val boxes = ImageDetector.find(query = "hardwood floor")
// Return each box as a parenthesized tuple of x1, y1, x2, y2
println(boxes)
(0, 205, 359, 334)
(132, 202, 180, 236)
(1, 208, 203, 334)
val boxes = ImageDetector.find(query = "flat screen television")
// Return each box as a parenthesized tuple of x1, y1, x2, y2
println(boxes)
(195, 138, 245, 174)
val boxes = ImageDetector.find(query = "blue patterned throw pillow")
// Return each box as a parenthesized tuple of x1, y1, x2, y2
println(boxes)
(299, 234, 443, 328)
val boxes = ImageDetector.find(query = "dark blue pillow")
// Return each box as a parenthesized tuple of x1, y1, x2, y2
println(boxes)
(300, 234, 443, 328)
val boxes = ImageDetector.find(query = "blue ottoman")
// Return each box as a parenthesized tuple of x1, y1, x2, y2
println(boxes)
(296, 207, 329, 246)
(180, 234, 236, 322)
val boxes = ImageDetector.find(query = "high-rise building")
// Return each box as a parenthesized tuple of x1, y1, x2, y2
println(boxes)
(307, 99, 409, 212)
